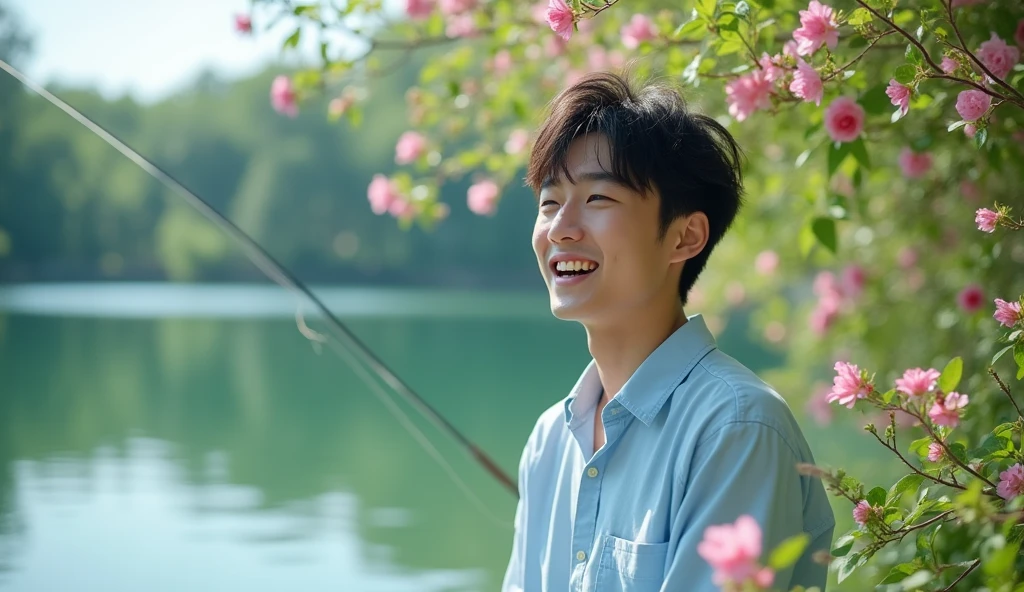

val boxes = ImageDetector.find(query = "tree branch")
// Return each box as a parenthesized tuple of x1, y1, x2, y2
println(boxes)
(867, 428, 965, 491)
(989, 368, 1023, 420)
(944, 0, 1024, 104)
(940, 559, 980, 592)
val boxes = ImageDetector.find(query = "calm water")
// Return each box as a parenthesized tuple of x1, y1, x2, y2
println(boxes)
(0, 284, 893, 591)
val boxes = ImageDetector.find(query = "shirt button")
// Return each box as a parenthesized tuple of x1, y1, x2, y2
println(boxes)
(611, 408, 620, 415)
(587, 467, 599, 478)
(576, 550, 586, 561)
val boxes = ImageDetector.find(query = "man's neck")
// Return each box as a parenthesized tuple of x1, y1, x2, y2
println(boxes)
(585, 304, 689, 407)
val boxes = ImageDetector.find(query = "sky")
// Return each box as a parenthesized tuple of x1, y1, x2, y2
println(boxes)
(8, 0, 330, 104)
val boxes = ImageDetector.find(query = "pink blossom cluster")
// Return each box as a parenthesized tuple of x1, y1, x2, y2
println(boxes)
(994, 298, 1023, 328)
(697, 515, 774, 590)
(367, 175, 415, 220)
(809, 267, 863, 336)
(975, 208, 1002, 232)
(897, 147, 933, 179)
(852, 500, 880, 527)
(826, 361, 972, 429)
(998, 464, 1024, 500)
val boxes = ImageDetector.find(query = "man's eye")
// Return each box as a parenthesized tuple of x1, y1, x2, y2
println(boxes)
(588, 194, 610, 202)
(540, 199, 558, 208)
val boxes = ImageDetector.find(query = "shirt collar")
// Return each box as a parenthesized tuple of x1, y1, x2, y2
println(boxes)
(563, 314, 718, 427)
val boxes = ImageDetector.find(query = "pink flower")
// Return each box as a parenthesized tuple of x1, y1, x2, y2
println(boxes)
(928, 392, 969, 428)
(368, 174, 399, 215)
(895, 367, 941, 397)
(783, 40, 799, 58)
(270, 75, 298, 117)
(841, 265, 865, 299)
(725, 71, 773, 122)
(823, 97, 865, 143)
(998, 464, 1024, 500)
(977, 33, 1020, 81)
(235, 13, 252, 34)
(927, 442, 944, 462)
(940, 56, 958, 74)
(956, 89, 992, 121)
(958, 284, 985, 313)
(852, 500, 877, 527)
(809, 304, 838, 336)
(505, 129, 530, 155)
(805, 387, 833, 426)
(994, 298, 1023, 327)
(755, 250, 779, 275)
(546, 0, 574, 41)
(897, 247, 917, 269)
(976, 208, 1000, 232)
(758, 53, 785, 83)
(964, 124, 978, 138)
(621, 14, 656, 49)
(467, 180, 500, 215)
(445, 13, 476, 37)
(885, 79, 911, 116)
(405, 0, 434, 19)
(388, 197, 415, 220)
(395, 131, 428, 165)
(897, 148, 932, 179)
(826, 361, 872, 409)
(792, 0, 839, 56)
(790, 59, 823, 105)
(491, 50, 513, 76)
(1016, 20, 1024, 49)
(697, 515, 774, 588)
(439, 0, 475, 15)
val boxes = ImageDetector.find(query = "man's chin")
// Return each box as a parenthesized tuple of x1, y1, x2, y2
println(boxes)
(549, 297, 588, 321)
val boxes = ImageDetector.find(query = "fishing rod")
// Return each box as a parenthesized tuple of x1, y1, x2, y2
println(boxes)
(0, 59, 519, 511)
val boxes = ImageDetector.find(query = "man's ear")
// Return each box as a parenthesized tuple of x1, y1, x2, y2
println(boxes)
(667, 212, 709, 265)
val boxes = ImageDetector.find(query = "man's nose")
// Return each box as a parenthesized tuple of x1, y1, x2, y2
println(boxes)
(547, 204, 584, 243)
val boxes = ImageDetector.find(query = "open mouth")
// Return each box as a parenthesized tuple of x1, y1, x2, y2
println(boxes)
(552, 260, 599, 278)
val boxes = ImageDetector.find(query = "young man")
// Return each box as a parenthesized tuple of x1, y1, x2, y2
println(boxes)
(501, 72, 835, 592)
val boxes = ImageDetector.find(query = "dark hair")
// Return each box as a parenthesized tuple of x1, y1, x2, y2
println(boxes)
(526, 71, 745, 306)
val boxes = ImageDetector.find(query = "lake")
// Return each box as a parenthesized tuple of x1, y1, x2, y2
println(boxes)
(0, 283, 893, 591)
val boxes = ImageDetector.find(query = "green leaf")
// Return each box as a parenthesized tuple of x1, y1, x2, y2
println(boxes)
(888, 474, 924, 504)
(812, 217, 838, 254)
(894, 64, 917, 85)
(938, 357, 963, 393)
(905, 45, 924, 66)
(900, 570, 934, 589)
(1015, 343, 1024, 380)
(949, 442, 968, 463)
(995, 422, 1017, 438)
(860, 84, 893, 115)
(828, 141, 850, 177)
(768, 533, 810, 570)
(867, 486, 887, 507)
(948, 120, 968, 132)
(847, 8, 873, 25)
(283, 28, 302, 50)
(835, 551, 868, 583)
(735, 1, 750, 17)
(832, 533, 856, 557)
(879, 562, 918, 584)
(975, 127, 989, 149)
(881, 388, 897, 404)
(673, 18, 706, 40)
(799, 222, 816, 258)
(909, 437, 932, 458)
(993, 344, 1014, 365)
(849, 138, 871, 170)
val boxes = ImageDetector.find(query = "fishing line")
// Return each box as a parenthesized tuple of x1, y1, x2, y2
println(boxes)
(0, 59, 518, 527)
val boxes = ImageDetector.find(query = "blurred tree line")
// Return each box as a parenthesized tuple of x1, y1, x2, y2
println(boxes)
(0, 5, 542, 288)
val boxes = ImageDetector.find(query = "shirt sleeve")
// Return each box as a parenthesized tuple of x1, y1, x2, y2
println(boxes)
(662, 420, 832, 592)
(500, 441, 530, 592)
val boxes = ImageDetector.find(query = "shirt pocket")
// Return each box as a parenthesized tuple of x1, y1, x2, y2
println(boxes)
(595, 534, 669, 592)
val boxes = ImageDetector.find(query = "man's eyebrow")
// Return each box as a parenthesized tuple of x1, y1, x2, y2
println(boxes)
(540, 170, 627, 190)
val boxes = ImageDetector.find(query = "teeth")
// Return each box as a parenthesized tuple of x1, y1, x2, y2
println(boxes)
(555, 260, 597, 272)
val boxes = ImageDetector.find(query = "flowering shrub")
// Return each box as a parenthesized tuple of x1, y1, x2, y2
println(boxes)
(236, 0, 1024, 588)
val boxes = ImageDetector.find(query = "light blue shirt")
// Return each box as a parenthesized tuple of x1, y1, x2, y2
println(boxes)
(501, 314, 835, 592)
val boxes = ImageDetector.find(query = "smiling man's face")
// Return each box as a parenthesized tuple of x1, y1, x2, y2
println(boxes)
(533, 133, 689, 325)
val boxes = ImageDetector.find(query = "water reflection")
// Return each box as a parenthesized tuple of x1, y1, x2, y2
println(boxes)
(0, 285, 898, 591)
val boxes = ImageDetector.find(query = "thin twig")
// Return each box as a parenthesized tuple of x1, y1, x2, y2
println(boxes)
(940, 559, 980, 592)
(990, 368, 1023, 419)
(867, 429, 965, 491)
(944, 0, 1024, 104)
(822, 30, 895, 82)
(906, 406, 1000, 491)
